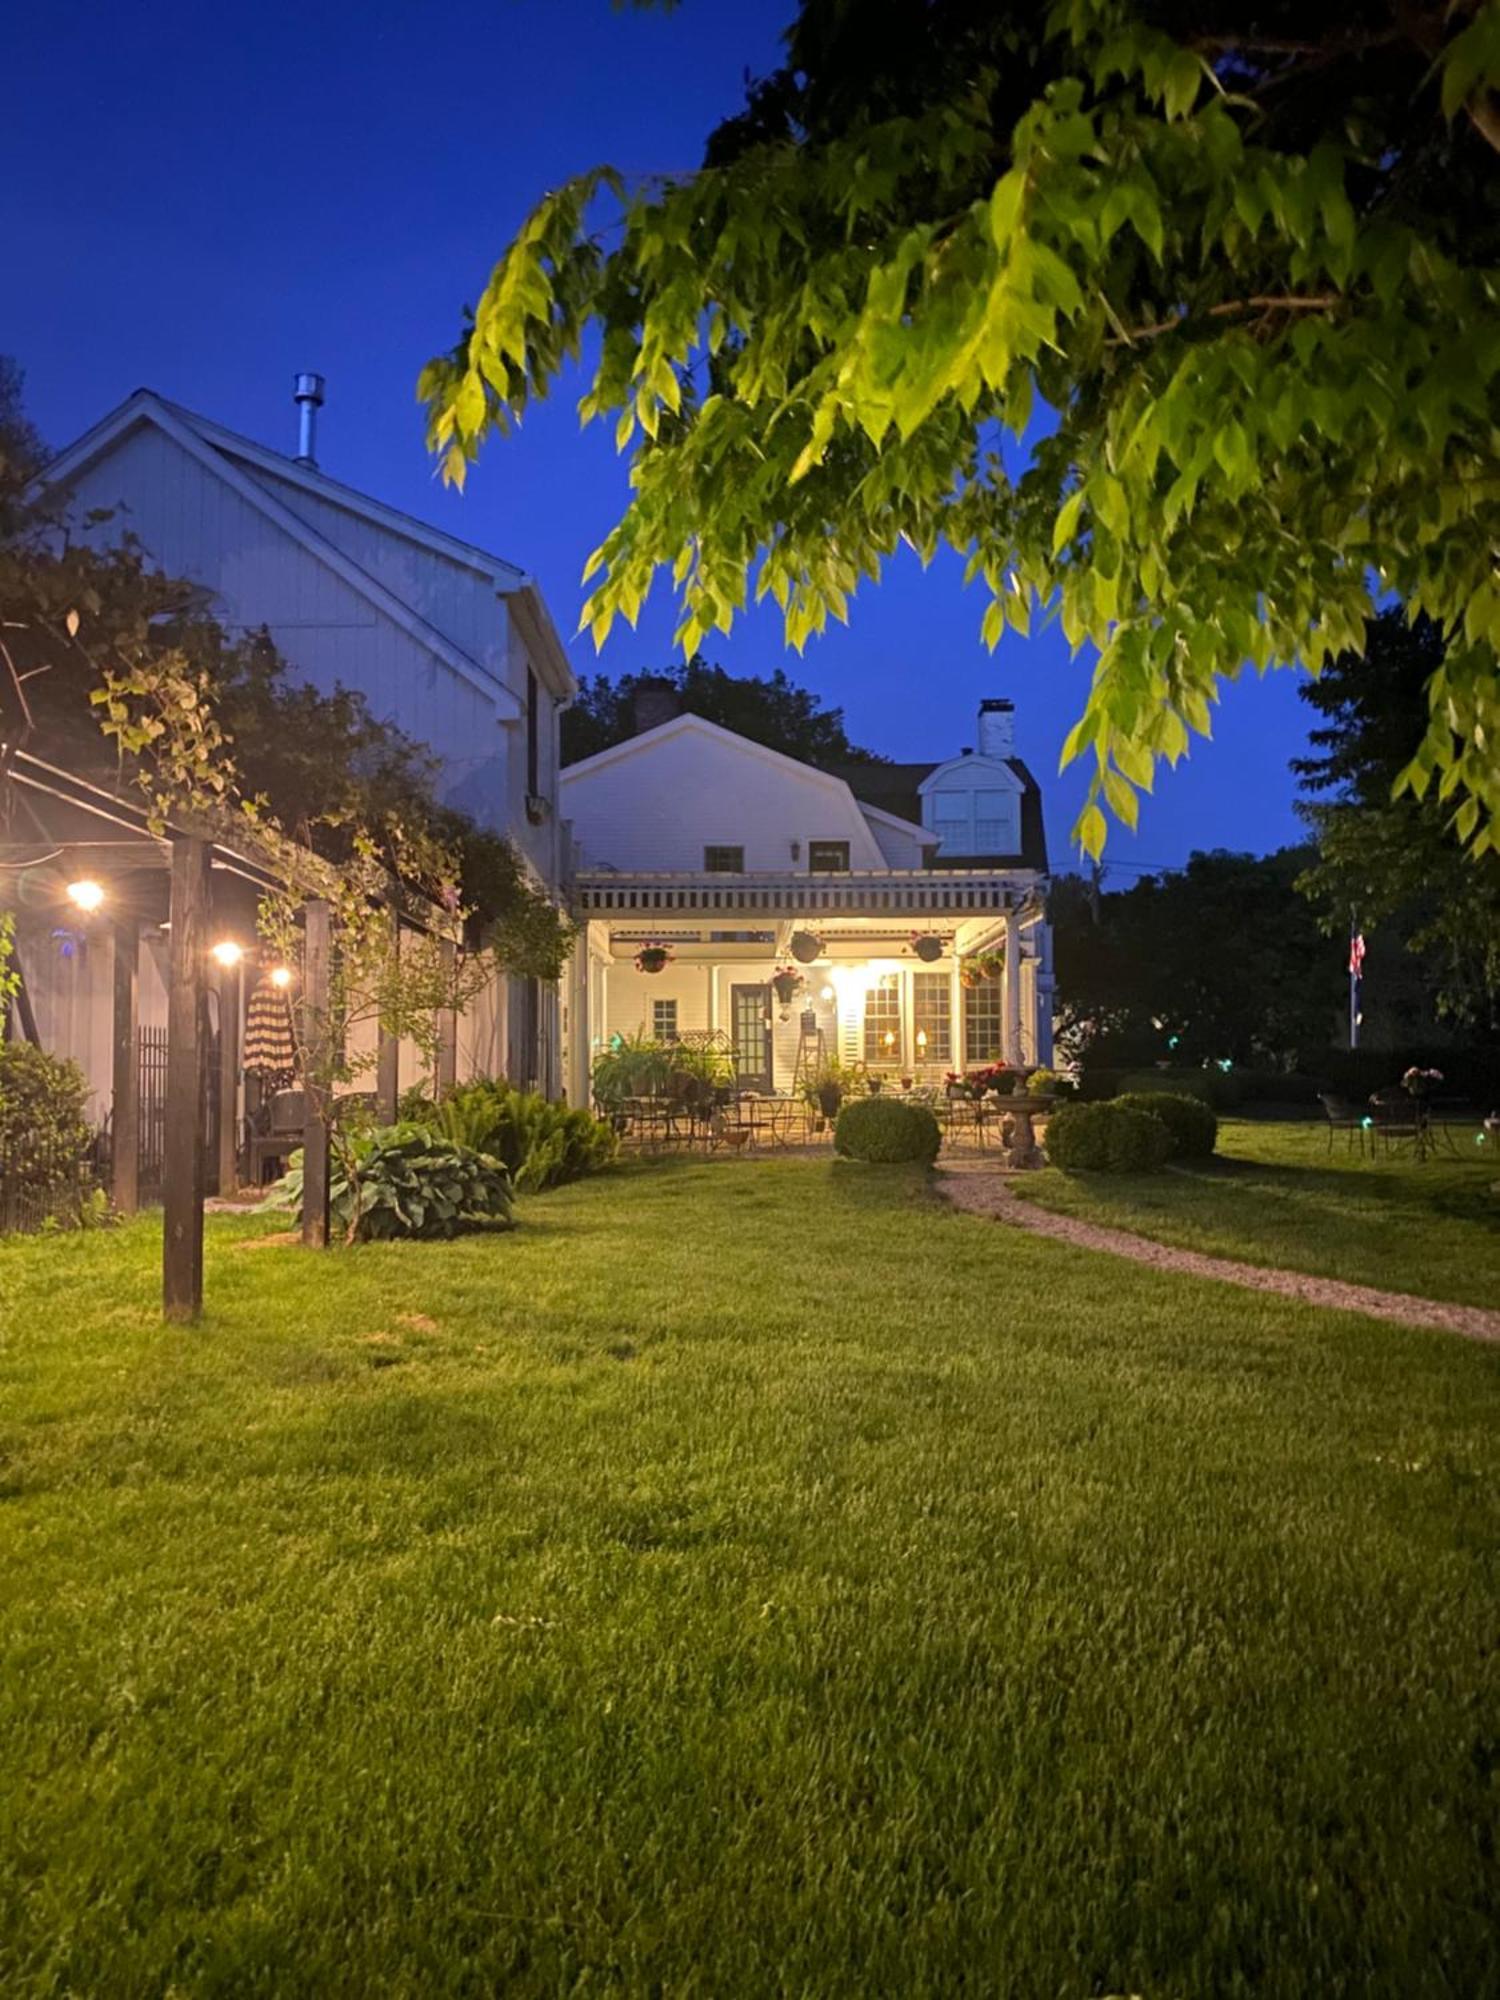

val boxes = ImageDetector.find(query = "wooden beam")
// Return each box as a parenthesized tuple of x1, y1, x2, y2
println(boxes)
(216, 959, 240, 1197)
(111, 919, 139, 1215)
(163, 836, 208, 1322)
(1002, 908, 1023, 1068)
(300, 897, 332, 1248)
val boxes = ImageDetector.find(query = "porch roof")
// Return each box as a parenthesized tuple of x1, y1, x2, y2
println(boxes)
(573, 865, 1041, 921)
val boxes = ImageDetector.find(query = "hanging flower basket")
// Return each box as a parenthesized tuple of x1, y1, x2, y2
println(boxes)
(959, 959, 983, 989)
(977, 950, 1004, 980)
(789, 930, 824, 964)
(635, 942, 673, 975)
(910, 931, 944, 963)
(770, 965, 804, 1006)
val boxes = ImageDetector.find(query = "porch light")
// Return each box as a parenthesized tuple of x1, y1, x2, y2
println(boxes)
(820, 985, 835, 1002)
(210, 939, 244, 969)
(66, 878, 105, 912)
(916, 1029, 928, 1054)
(882, 1031, 896, 1054)
(269, 965, 293, 991)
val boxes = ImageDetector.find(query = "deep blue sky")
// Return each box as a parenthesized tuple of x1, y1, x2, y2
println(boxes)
(5, 0, 1315, 874)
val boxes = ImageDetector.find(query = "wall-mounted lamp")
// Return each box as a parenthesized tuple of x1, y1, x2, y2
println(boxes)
(210, 939, 244, 969)
(66, 878, 105, 912)
(819, 984, 835, 1003)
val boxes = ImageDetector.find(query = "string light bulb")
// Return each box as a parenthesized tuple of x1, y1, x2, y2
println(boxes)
(65, 878, 105, 912)
(269, 965, 293, 991)
(210, 939, 244, 969)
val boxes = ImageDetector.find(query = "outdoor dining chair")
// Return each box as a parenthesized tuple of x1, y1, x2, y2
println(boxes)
(1318, 1092, 1366, 1156)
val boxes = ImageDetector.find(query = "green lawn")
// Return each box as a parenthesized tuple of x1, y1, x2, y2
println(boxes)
(1016, 1116, 1500, 1308)
(3, 1158, 1498, 1996)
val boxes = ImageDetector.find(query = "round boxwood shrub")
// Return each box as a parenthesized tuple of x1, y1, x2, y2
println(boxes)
(1044, 1100, 1171, 1174)
(834, 1096, 941, 1164)
(1114, 1090, 1218, 1161)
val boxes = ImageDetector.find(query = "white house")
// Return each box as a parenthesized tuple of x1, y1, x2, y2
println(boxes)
(27, 379, 576, 1098)
(559, 690, 1053, 1106)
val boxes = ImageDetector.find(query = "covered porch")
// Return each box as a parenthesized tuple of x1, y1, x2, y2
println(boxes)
(562, 867, 1052, 1107)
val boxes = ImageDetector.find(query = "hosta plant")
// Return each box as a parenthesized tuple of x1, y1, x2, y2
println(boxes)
(267, 1124, 514, 1242)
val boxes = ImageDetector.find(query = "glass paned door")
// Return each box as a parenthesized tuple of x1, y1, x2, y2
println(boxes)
(730, 984, 772, 1092)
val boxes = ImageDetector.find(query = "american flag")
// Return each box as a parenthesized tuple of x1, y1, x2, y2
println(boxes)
(1349, 932, 1366, 978)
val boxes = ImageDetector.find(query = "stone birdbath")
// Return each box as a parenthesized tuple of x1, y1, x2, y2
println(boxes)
(1003, 1093, 1054, 1170)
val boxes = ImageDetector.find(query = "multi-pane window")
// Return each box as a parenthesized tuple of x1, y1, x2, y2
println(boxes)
(863, 975, 902, 1065)
(973, 790, 1015, 852)
(808, 839, 850, 872)
(912, 973, 952, 1065)
(652, 998, 679, 1043)
(932, 802, 969, 852)
(703, 844, 745, 873)
(963, 980, 1004, 1065)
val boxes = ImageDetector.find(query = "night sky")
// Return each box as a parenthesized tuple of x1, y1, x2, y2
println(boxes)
(6, 0, 1316, 873)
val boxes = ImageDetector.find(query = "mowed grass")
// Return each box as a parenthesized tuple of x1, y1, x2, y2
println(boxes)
(1018, 1115, 1500, 1308)
(2, 1158, 1498, 1997)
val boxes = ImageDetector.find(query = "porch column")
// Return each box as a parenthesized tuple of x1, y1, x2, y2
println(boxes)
(162, 837, 208, 1321)
(1002, 908, 1023, 1067)
(566, 927, 590, 1107)
(110, 917, 139, 1216)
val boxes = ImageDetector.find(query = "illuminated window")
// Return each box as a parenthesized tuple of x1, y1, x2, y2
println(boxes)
(863, 974, 902, 1065)
(912, 973, 951, 1064)
(963, 980, 1003, 1065)
(652, 999, 679, 1043)
(704, 845, 744, 873)
(808, 840, 850, 872)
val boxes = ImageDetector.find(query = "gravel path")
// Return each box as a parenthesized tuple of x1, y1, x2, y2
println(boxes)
(938, 1161, 1500, 1345)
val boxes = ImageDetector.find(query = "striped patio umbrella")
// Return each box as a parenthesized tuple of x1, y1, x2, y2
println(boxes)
(243, 970, 296, 1086)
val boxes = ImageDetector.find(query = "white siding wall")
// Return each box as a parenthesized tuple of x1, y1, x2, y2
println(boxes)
(563, 724, 891, 872)
(234, 461, 510, 683)
(58, 423, 514, 832)
(863, 813, 929, 867)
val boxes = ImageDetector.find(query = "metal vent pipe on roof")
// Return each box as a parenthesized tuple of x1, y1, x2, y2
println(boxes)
(293, 372, 325, 465)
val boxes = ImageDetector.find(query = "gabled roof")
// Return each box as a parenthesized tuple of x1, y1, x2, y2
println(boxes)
(561, 711, 934, 844)
(828, 756, 1049, 873)
(34, 389, 578, 708)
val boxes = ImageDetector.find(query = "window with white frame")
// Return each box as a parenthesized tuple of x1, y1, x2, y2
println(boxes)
(652, 998, 679, 1043)
(930, 786, 1018, 855)
(963, 980, 1003, 1065)
(863, 974, 902, 1065)
(704, 844, 744, 873)
(974, 789, 1016, 852)
(912, 972, 952, 1064)
(808, 839, 850, 872)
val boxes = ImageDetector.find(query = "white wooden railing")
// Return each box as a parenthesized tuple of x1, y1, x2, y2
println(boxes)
(571, 867, 1032, 918)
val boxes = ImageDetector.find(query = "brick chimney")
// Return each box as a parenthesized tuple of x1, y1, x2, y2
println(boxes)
(977, 697, 1015, 759)
(632, 677, 683, 736)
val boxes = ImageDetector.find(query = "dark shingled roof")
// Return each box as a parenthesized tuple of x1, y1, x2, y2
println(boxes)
(825, 758, 1049, 874)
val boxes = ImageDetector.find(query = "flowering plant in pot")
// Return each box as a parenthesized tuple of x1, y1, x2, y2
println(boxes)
(970, 1062, 1014, 1096)
(975, 950, 1004, 980)
(770, 965, 804, 1006)
(1401, 1065, 1444, 1099)
(909, 931, 944, 963)
(959, 957, 984, 989)
(634, 940, 673, 974)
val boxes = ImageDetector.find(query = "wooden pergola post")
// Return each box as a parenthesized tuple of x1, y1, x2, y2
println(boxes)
(300, 897, 332, 1248)
(110, 917, 139, 1216)
(216, 956, 241, 1198)
(375, 905, 399, 1124)
(163, 836, 208, 1321)
(436, 935, 458, 1095)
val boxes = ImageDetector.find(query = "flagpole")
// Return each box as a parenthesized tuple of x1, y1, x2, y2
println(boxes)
(1348, 916, 1362, 1052)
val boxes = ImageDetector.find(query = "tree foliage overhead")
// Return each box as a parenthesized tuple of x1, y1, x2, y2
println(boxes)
(1296, 607, 1500, 1031)
(424, 0, 1500, 858)
(561, 653, 887, 765)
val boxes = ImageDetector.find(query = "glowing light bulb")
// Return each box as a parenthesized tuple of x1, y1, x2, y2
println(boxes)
(269, 965, 293, 991)
(66, 878, 105, 912)
(210, 939, 244, 969)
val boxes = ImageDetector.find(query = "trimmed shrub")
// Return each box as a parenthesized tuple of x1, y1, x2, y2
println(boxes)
(1044, 1100, 1171, 1173)
(1114, 1090, 1218, 1161)
(432, 1079, 617, 1192)
(0, 1042, 96, 1231)
(834, 1096, 941, 1164)
(270, 1125, 515, 1241)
